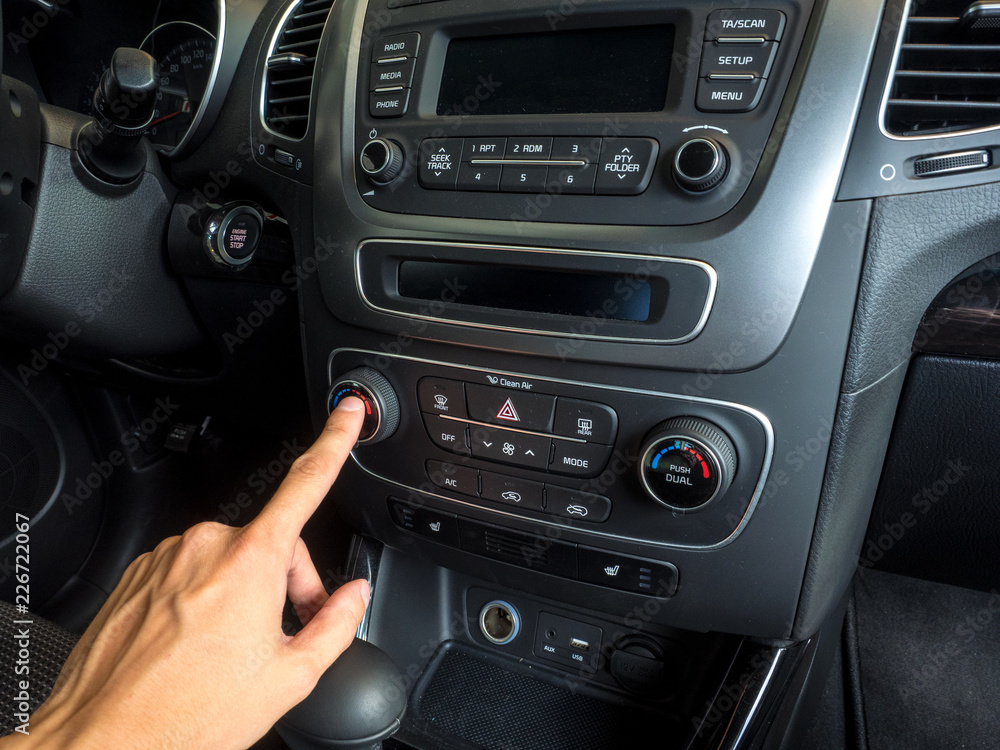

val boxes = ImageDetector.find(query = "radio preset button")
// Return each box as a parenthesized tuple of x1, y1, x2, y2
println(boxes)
(426, 460, 479, 497)
(505, 137, 552, 160)
(544, 486, 612, 523)
(466, 384, 556, 431)
(550, 440, 613, 477)
(423, 414, 470, 455)
(372, 33, 421, 60)
(700, 41, 777, 79)
(419, 138, 464, 189)
(469, 425, 551, 470)
(370, 58, 415, 90)
(418, 377, 467, 418)
(481, 471, 545, 511)
(465, 137, 507, 159)
(458, 162, 502, 191)
(696, 78, 765, 112)
(705, 9, 786, 42)
(547, 164, 597, 194)
(551, 137, 601, 162)
(501, 165, 548, 192)
(594, 138, 659, 195)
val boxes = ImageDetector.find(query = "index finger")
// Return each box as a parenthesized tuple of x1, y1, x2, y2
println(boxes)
(249, 397, 365, 545)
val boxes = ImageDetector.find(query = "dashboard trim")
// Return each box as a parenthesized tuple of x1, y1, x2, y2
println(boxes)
(354, 239, 719, 345)
(328, 348, 775, 552)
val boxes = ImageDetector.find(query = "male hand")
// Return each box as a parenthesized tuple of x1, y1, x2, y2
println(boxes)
(0, 397, 369, 750)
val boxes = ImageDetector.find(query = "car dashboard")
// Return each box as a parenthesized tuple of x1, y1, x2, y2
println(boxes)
(3, 0, 1000, 747)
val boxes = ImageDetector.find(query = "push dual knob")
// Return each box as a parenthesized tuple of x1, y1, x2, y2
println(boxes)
(639, 417, 737, 510)
(328, 367, 400, 445)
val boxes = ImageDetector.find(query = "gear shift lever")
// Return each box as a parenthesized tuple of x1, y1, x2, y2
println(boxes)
(78, 47, 158, 184)
(276, 639, 407, 750)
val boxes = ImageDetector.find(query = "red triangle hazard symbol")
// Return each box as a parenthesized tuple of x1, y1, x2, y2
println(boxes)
(496, 398, 520, 422)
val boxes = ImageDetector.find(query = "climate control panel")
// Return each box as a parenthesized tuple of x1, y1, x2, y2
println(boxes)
(329, 350, 773, 551)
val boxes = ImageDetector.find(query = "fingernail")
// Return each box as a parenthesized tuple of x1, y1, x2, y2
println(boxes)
(337, 396, 365, 413)
(360, 580, 371, 608)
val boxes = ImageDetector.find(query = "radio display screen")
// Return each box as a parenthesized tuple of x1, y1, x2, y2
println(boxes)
(436, 25, 674, 116)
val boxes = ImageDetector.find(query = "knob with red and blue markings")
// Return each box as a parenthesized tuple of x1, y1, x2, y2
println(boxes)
(328, 367, 400, 445)
(639, 417, 737, 510)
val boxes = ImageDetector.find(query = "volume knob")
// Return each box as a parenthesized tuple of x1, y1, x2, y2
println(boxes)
(639, 417, 737, 510)
(360, 138, 404, 185)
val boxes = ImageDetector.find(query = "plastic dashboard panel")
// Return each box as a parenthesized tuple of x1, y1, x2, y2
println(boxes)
(302, 0, 885, 642)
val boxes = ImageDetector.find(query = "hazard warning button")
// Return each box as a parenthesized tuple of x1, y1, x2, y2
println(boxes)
(465, 384, 555, 432)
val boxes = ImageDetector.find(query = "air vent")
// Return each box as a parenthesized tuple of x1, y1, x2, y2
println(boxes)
(884, 0, 1000, 137)
(262, 0, 335, 140)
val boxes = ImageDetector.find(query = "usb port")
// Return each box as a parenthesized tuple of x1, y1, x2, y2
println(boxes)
(569, 638, 590, 651)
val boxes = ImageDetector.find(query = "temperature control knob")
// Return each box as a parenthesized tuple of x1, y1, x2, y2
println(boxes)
(639, 417, 737, 510)
(328, 368, 400, 445)
(360, 138, 404, 185)
(672, 138, 729, 193)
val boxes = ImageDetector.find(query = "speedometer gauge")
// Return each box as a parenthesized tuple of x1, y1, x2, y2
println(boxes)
(148, 37, 217, 150)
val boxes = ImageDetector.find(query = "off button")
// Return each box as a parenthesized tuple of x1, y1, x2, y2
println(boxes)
(595, 138, 659, 195)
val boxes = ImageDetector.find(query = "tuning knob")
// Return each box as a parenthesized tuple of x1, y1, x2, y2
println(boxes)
(639, 417, 737, 510)
(672, 138, 729, 193)
(360, 138, 404, 185)
(328, 367, 400, 444)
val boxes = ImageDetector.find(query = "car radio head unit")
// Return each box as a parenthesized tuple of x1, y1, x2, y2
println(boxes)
(353, 0, 808, 226)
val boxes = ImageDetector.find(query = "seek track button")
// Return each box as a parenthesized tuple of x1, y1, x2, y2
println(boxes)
(419, 139, 464, 189)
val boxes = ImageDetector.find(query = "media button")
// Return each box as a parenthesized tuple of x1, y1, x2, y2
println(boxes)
(466, 384, 555, 431)
(553, 399, 618, 443)
(550, 441, 613, 477)
(419, 138, 464, 189)
(544, 486, 611, 523)
(418, 377, 467, 418)
(500, 165, 548, 193)
(426, 460, 479, 497)
(505, 137, 552, 160)
(481, 471, 544, 511)
(370, 58, 415, 89)
(594, 138, 659, 195)
(423, 414, 470, 455)
(465, 137, 507, 159)
(469, 425, 551, 470)
(458, 162, 502, 191)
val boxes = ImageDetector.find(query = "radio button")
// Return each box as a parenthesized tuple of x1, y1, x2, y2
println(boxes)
(481, 471, 544, 511)
(372, 33, 421, 61)
(700, 41, 777, 79)
(458, 162, 502, 191)
(705, 10, 786, 42)
(505, 137, 552, 160)
(547, 164, 597, 194)
(423, 414, 470, 455)
(465, 137, 507, 159)
(370, 58, 415, 90)
(553, 399, 618, 443)
(469, 425, 551, 470)
(466, 384, 555, 431)
(550, 440, 613, 478)
(426, 460, 479, 497)
(544, 486, 612, 523)
(696, 78, 764, 112)
(419, 138, 464, 189)
(500, 165, 548, 193)
(594, 138, 659, 195)
(418, 377, 467, 418)
(552, 137, 601, 162)
(369, 89, 410, 118)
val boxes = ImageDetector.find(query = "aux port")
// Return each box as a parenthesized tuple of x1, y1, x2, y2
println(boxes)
(479, 601, 520, 645)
